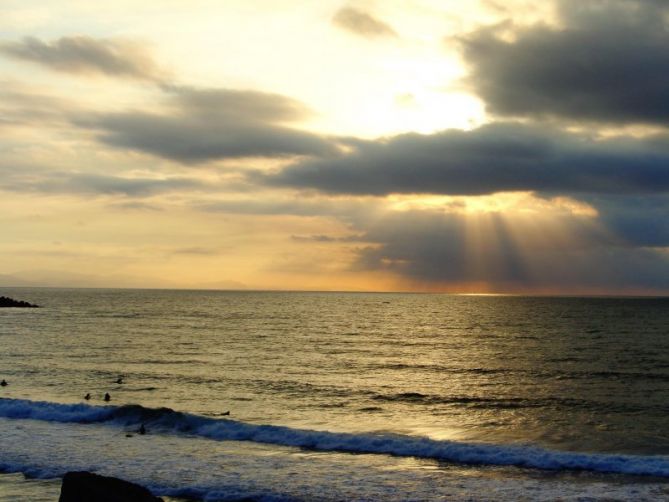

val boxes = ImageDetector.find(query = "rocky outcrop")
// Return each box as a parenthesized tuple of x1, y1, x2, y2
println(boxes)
(0, 296, 39, 308)
(58, 471, 164, 502)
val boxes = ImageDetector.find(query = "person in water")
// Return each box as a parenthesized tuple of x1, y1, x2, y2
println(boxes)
(0, 379, 7, 387)
(84, 393, 91, 400)
(104, 392, 111, 402)
(115, 377, 123, 384)
(138, 424, 146, 435)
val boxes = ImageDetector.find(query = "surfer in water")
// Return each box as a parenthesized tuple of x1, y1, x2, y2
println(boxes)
(104, 392, 111, 402)
(0, 379, 7, 387)
(84, 393, 91, 400)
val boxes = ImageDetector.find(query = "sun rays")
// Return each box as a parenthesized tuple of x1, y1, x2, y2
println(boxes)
(380, 192, 612, 293)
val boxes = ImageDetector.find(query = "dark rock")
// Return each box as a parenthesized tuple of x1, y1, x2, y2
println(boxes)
(58, 471, 164, 502)
(0, 296, 39, 308)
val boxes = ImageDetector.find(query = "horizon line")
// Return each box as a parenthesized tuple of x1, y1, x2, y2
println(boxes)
(1, 284, 668, 299)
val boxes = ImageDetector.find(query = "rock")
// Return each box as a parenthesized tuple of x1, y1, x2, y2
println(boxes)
(58, 471, 164, 502)
(0, 296, 39, 308)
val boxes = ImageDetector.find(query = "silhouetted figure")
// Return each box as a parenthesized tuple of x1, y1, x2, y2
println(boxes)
(84, 393, 91, 400)
(104, 392, 111, 402)
(138, 424, 146, 435)
(0, 379, 7, 387)
(115, 377, 123, 384)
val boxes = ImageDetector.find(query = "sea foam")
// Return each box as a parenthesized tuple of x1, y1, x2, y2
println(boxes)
(2, 397, 669, 477)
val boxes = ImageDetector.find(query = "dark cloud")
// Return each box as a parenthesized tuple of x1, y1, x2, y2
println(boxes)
(75, 86, 336, 163)
(196, 192, 669, 291)
(353, 208, 669, 293)
(332, 7, 398, 38)
(165, 86, 311, 123)
(582, 194, 669, 247)
(459, 0, 669, 125)
(0, 36, 162, 80)
(262, 122, 669, 196)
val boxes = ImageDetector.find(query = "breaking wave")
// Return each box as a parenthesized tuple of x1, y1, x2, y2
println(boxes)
(2, 397, 669, 478)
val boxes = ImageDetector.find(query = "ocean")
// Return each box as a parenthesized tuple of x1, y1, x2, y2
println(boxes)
(1, 288, 669, 501)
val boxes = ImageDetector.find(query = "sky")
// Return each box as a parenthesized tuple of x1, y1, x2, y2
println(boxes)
(1, 0, 669, 294)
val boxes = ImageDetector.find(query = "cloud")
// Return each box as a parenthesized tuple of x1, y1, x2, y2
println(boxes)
(459, 0, 669, 125)
(262, 122, 669, 196)
(194, 190, 669, 291)
(583, 194, 669, 247)
(47, 173, 203, 196)
(0, 36, 162, 80)
(172, 246, 220, 255)
(0, 84, 80, 127)
(76, 85, 337, 163)
(352, 207, 669, 293)
(291, 234, 364, 242)
(198, 196, 382, 223)
(109, 201, 162, 211)
(0, 161, 203, 197)
(332, 7, 398, 38)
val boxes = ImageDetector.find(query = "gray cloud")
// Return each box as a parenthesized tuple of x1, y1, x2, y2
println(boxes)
(0, 85, 80, 127)
(333, 7, 398, 38)
(76, 86, 336, 163)
(262, 122, 669, 196)
(0, 161, 203, 197)
(353, 208, 669, 293)
(0, 36, 162, 80)
(195, 192, 669, 291)
(459, 0, 669, 125)
(581, 194, 669, 248)
(198, 196, 382, 223)
(291, 234, 365, 243)
(109, 201, 163, 211)
(47, 173, 202, 196)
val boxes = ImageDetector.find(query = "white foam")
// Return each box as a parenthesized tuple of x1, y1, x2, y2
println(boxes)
(2, 398, 669, 478)
(2, 416, 669, 502)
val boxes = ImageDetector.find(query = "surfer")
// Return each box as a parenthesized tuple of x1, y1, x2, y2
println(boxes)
(104, 392, 111, 402)
(84, 393, 91, 400)
(139, 424, 146, 435)
(0, 379, 7, 387)
(115, 377, 123, 384)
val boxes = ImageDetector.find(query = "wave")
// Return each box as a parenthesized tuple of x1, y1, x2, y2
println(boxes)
(2, 398, 669, 477)
(0, 461, 296, 502)
(372, 362, 669, 382)
(370, 392, 669, 414)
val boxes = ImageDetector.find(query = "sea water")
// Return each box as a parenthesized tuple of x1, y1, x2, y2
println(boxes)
(1, 288, 669, 500)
